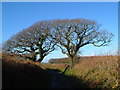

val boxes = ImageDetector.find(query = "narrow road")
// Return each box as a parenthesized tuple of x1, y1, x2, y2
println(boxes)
(48, 69, 73, 88)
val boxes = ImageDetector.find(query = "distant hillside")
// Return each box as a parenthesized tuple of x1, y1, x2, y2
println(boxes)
(2, 53, 51, 88)
(48, 56, 106, 63)
(49, 57, 69, 63)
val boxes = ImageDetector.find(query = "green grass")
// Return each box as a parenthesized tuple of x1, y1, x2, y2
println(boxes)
(2, 53, 119, 89)
(44, 55, 119, 89)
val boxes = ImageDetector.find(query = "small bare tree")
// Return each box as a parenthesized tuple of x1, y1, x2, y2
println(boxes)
(3, 20, 56, 62)
(51, 19, 113, 68)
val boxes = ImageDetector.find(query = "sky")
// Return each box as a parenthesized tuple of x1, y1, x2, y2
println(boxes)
(2, 2, 118, 63)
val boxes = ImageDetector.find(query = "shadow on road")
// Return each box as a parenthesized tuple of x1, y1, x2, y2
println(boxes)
(47, 68, 90, 89)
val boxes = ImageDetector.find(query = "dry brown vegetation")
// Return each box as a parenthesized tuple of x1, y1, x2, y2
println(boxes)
(2, 52, 119, 89)
(71, 56, 119, 88)
(49, 57, 80, 64)
(2, 53, 51, 88)
(46, 55, 119, 89)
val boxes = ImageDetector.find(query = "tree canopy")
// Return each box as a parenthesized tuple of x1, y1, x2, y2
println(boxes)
(3, 20, 56, 62)
(3, 18, 113, 65)
(51, 19, 113, 67)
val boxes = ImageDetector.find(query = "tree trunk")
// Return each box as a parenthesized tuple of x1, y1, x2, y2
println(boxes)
(71, 57, 75, 68)
(32, 55, 36, 62)
(69, 54, 78, 69)
(37, 46, 44, 63)
(37, 57, 44, 62)
(69, 56, 76, 69)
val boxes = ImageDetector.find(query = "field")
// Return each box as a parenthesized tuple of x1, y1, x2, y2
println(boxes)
(2, 53, 120, 89)
(43, 55, 119, 89)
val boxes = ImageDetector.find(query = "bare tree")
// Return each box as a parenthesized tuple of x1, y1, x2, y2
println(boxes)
(2, 20, 56, 62)
(51, 19, 114, 67)
(2, 18, 114, 65)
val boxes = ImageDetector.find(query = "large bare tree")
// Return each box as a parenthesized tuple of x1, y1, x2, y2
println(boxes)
(3, 20, 56, 62)
(51, 19, 113, 67)
(3, 18, 113, 65)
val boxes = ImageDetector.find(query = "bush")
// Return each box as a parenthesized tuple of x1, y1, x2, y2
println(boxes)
(2, 53, 52, 88)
